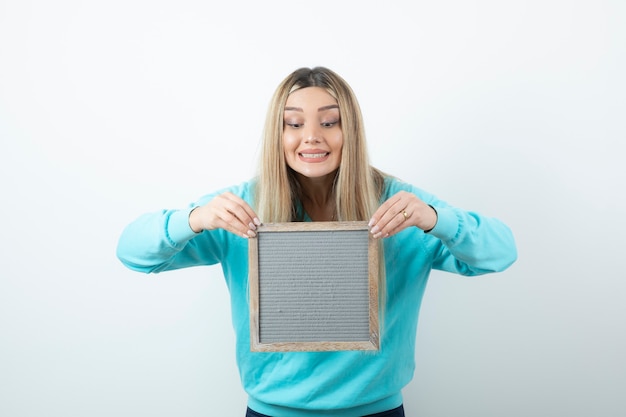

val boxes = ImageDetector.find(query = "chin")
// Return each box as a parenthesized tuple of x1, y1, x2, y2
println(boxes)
(295, 167, 339, 180)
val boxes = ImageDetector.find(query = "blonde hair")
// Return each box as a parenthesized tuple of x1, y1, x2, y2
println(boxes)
(255, 66, 385, 222)
(255, 67, 388, 334)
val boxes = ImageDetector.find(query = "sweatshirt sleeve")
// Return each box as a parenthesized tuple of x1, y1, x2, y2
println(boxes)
(426, 204, 517, 275)
(386, 178, 517, 276)
(116, 204, 227, 273)
(116, 182, 254, 274)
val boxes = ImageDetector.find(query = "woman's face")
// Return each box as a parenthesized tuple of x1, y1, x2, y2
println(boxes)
(282, 87, 343, 180)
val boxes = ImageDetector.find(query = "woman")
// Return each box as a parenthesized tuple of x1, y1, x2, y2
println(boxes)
(117, 67, 517, 417)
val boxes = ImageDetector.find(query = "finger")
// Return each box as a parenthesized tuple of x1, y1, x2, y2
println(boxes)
(211, 208, 256, 238)
(372, 208, 411, 238)
(385, 210, 413, 237)
(221, 193, 261, 227)
(370, 199, 406, 234)
(370, 192, 417, 238)
(217, 193, 254, 224)
(371, 191, 413, 223)
(369, 193, 402, 226)
(208, 195, 256, 238)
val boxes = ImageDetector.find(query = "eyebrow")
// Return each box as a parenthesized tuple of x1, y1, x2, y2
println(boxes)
(284, 104, 339, 112)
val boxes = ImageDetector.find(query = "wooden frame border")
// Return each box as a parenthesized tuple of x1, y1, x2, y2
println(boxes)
(249, 221, 379, 352)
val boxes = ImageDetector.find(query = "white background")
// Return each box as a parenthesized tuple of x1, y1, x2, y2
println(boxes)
(1, 1, 624, 416)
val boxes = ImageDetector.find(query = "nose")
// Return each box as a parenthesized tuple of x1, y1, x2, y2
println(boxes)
(304, 136, 320, 144)
(303, 125, 322, 143)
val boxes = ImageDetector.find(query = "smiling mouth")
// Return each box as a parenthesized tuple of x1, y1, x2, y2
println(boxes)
(299, 152, 329, 158)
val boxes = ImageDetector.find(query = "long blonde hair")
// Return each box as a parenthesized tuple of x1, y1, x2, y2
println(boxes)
(255, 67, 385, 222)
(255, 67, 388, 333)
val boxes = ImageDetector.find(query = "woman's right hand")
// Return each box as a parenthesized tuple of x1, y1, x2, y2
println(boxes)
(188, 192, 261, 238)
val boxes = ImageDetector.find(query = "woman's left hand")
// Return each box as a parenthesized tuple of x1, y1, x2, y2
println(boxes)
(368, 191, 438, 238)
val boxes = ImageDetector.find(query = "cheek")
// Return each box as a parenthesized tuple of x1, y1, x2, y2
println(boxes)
(282, 132, 298, 152)
(331, 133, 344, 152)
(282, 136, 298, 168)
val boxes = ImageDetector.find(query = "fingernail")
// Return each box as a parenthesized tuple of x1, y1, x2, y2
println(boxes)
(242, 233, 249, 239)
(247, 230, 257, 238)
(373, 232, 382, 239)
(253, 218, 261, 226)
(370, 226, 379, 234)
(368, 219, 374, 227)
(249, 222, 256, 230)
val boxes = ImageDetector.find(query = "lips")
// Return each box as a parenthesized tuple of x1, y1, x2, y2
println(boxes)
(300, 152, 329, 158)
(298, 149, 330, 162)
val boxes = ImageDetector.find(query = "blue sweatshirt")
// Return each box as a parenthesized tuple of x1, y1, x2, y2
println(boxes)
(116, 176, 517, 416)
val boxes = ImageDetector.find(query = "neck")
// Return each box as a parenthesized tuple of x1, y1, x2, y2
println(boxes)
(296, 172, 337, 221)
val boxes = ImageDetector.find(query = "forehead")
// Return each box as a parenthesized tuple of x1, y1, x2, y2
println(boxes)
(285, 87, 338, 109)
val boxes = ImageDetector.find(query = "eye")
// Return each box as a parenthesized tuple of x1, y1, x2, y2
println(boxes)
(321, 120, 339, 128)
(284, 121, 303, 129)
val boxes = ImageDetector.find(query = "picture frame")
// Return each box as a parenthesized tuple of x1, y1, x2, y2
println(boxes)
(248, 221, 380, 352)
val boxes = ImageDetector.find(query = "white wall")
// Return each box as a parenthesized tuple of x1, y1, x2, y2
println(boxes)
(1, 1, 624, 416)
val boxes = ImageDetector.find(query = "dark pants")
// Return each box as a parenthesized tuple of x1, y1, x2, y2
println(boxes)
(246, 404, 405, 417)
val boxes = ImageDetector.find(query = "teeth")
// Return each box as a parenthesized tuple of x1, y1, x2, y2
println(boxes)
(301, 153, 327, 158)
